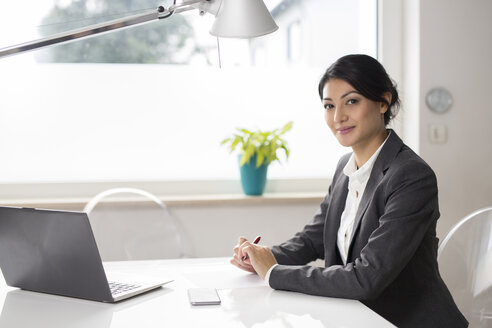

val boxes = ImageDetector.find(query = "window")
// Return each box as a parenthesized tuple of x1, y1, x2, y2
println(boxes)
(287, 21, 301, 63)
(0, 0, 377, 195)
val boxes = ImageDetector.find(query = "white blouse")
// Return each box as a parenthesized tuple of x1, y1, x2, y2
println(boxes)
(337, 132, 390, 264)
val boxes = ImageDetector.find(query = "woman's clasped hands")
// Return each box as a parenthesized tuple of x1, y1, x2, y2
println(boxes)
(230, 236, 278, 280)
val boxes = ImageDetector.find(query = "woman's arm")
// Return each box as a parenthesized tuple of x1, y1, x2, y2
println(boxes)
(230, 191, 331, 276)
(269, 160, 439, 300)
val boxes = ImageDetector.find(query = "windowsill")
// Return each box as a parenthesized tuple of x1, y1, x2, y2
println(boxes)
(0, 192, 326, 210)
(0, 178, 330, 210)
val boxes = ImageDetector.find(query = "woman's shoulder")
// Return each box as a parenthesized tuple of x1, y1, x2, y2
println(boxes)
(388, 144, 437, 182)
(396, 144, 432, 169)
(380, 130, 435, 175)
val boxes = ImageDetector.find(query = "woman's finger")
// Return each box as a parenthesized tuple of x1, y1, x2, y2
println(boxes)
(230, 257, 255, 273)
(238, 241, 252, 261)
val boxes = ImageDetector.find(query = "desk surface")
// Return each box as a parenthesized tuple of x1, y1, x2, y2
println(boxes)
(0, 258, 394, 328)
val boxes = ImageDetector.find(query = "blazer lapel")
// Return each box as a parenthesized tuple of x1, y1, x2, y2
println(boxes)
(348, 168, 383, 244)
(327, 175, 349, 232)
(324, 163, 349, 265)
(347, 130, 404, 250)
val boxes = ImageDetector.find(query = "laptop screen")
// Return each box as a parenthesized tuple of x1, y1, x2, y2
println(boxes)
(0, 207, 113, 302)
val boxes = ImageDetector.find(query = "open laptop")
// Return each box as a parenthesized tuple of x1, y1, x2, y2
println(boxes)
(0, 206, 173, 302)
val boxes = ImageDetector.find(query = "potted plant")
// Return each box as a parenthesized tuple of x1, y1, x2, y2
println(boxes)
(221, 121, 293, 196)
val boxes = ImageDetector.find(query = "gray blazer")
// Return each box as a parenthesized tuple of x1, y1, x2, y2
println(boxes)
(270, 131, 468, 327)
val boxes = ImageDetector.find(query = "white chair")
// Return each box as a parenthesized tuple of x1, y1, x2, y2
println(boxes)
(438, 207, 492, 327)
(84, 188, 184, 261)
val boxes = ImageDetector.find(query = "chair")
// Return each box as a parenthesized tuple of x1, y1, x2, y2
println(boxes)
(438, 207, 492, 327)
(83, 188, 184, 261)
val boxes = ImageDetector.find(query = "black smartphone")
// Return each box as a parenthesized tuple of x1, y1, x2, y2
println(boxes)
(187, 288, 221, 306)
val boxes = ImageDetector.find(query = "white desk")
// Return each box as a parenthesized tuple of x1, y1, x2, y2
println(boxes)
(0, 258, 395, 327)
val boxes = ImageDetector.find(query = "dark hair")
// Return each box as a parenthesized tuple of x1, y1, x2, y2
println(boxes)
(318, 54, 400, 126)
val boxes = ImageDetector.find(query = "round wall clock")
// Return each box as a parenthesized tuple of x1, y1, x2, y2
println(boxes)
(425, 87, 453, 114)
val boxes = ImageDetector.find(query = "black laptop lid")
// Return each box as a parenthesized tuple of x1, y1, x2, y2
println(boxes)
(0, 207, 113, 302)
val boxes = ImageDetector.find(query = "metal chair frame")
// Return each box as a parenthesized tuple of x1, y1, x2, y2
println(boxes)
(84, 187, 184, 259)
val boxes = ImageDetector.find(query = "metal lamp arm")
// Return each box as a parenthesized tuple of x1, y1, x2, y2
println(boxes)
(0, 0, 207, 59)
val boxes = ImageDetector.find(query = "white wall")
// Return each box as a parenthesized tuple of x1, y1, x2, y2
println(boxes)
(172, 202, 320, 257)
(417, 0, 492, 238)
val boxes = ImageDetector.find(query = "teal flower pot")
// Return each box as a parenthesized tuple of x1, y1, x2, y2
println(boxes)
(239, 154, 269, 196)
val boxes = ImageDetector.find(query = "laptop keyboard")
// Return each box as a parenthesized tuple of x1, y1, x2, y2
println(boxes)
(109, 281, 142, 295)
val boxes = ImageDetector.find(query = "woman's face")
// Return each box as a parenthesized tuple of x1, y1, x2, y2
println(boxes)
(322, 78, 388, 150)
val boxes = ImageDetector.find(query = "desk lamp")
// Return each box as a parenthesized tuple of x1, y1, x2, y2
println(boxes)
(0, 0, 278, 59)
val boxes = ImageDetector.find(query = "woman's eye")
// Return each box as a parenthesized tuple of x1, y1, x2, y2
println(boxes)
(324, 104, 334, 110)
(347, 99, 359, 105)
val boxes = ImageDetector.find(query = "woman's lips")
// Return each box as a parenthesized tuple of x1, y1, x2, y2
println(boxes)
(337, 126, 355, 135)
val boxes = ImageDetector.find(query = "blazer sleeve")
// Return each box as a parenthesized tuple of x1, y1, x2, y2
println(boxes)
(269, 160, 439, 301)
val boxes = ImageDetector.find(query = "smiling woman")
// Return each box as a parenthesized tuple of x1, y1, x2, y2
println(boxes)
(322, 79, 390, 164)
(0, 0, 377, 198)
(231, 54, 468, 328)
(319, 55, 400, 166)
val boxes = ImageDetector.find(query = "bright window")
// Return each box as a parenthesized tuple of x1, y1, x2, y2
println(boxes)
(0, 0, 377, 187)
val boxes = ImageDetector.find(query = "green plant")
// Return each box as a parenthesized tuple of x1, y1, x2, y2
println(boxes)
(221, 121, 293, 168)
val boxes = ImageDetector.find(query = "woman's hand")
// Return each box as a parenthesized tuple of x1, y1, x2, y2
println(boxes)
(230, 236, 278, 280)
(231, 237, 256, 274)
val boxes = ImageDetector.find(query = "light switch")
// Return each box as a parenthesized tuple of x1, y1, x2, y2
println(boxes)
(429, 124, 447, 144)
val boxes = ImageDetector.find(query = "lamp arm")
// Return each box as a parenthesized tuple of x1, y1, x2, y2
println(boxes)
(0, 0, 207, 59)
(169, 0, 206, 12)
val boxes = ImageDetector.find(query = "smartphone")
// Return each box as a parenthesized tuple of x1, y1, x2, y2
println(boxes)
(187, 288, 221, 306)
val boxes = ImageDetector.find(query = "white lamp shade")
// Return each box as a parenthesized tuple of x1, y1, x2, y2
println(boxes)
(210, 0, 279, 38)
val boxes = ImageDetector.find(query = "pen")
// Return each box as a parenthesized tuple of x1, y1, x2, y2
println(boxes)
(242, 235, 261, 261)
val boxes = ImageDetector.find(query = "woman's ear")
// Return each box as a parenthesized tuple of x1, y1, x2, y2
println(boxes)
(380, 92, 392, 114)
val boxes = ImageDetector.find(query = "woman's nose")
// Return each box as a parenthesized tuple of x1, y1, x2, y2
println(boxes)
(333, 106, 347, 123)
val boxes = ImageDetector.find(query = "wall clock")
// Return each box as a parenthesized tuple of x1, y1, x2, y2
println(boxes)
(425, 88, 453, 114)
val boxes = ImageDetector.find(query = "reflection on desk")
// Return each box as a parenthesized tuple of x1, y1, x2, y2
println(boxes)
(0, 258, 395, 328)
(0, 283, 171, 328)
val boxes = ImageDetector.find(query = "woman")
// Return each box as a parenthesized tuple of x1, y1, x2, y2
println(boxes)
(231, 54, 468, 327)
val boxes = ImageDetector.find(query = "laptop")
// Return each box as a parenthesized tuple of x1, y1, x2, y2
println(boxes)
(0, 206, 173, 302)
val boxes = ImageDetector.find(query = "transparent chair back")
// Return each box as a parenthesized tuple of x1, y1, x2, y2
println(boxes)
(438, 207, 492, 327)
(83, 188, 184, 261)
